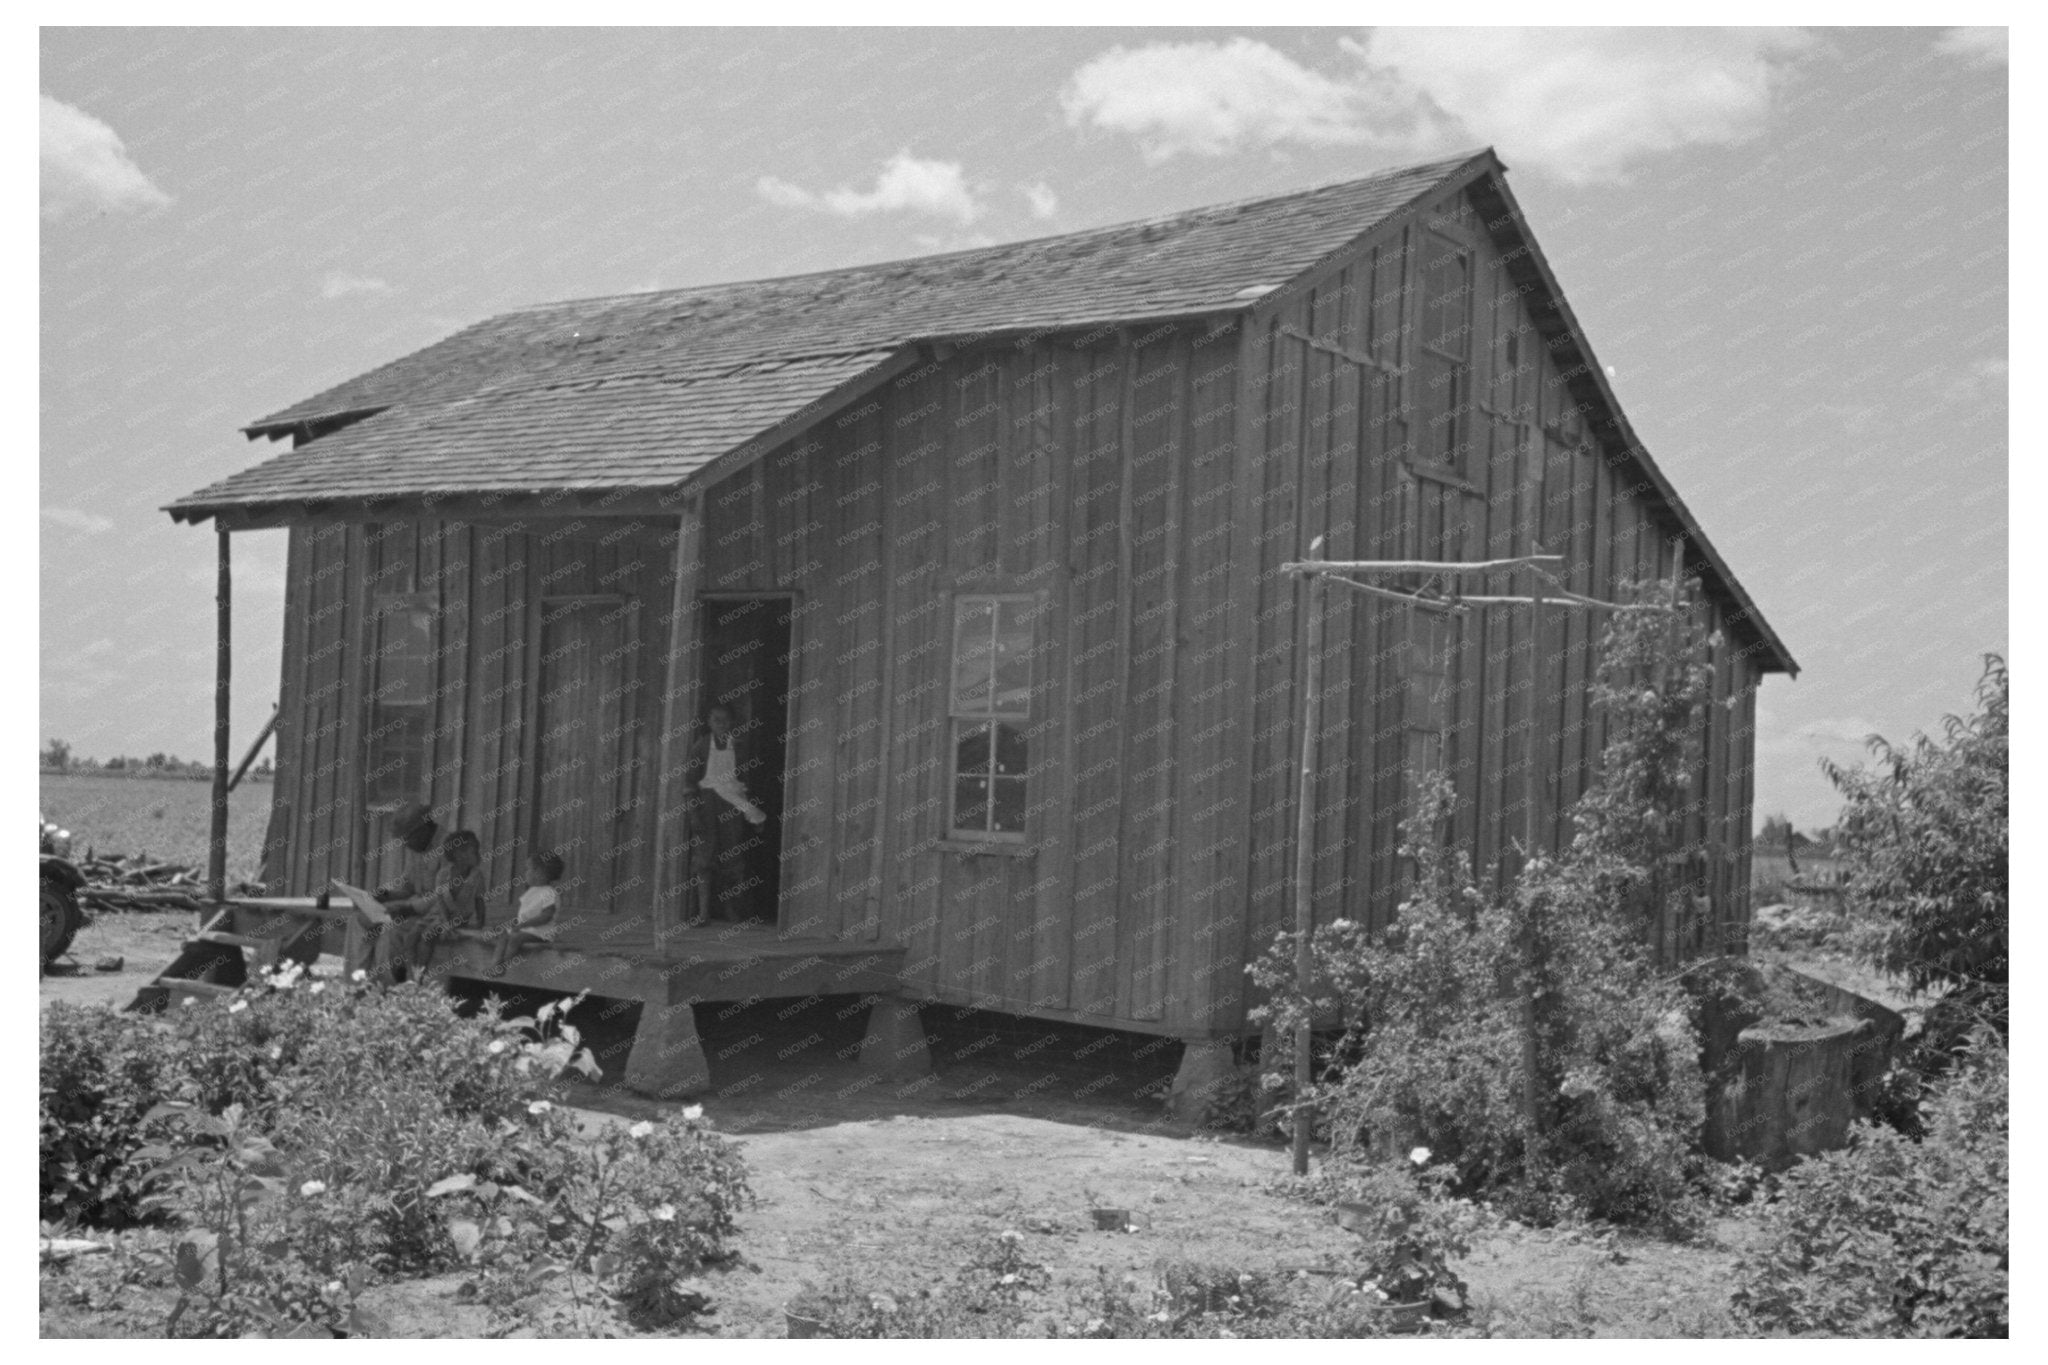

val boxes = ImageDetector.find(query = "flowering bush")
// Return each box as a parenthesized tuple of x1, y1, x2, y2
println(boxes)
(40, 970, 754, 1336)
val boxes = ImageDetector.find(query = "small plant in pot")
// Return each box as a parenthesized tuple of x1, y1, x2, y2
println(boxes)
(1334, 1148, 1483, 1329)
(785, 1283, 830, 1338)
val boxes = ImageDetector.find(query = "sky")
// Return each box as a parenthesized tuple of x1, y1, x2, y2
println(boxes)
(39, 26, 2007, 832)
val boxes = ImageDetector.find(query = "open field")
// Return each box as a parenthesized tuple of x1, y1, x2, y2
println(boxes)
(40, 773, 270, 882)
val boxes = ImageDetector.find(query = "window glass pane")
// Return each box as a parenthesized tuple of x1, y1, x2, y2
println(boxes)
(366, 705, 428, 806)
(992, 600, 1035, 712)
(990, 777, 1026, 834)
(1423, 250, 1469, 354)
(374, 605, 435, 705)
(992, 722, 1028, 777)
(955, 721, 992, 775)
(952, 598, 995, 712)
(953, 777, 990, 833)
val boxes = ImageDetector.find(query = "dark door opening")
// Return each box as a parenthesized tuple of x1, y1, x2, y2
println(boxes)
(698, 595, 794, 926)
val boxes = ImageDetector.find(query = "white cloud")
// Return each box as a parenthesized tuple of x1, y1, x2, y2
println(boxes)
(1021, 182, 1059, 220)
(41, 94, 171, 217)
(1061, 37, 1445, 162)
(1939, 356, 2008, 406)
(42, 506, 115, 535)
(757, 151, 984, 225)
(1366, 28, 1817, 185)
(320, 272, 394, 300)
(1061, 29, 1815, 184)
(1934, 27, 2007, 68)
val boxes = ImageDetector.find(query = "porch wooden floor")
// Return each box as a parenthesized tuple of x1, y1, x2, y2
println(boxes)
(223, 898, 908, 1008)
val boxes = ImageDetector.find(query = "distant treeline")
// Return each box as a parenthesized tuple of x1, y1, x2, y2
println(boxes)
(40, 739, 272, 781)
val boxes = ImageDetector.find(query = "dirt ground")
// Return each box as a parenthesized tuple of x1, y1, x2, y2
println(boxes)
(42, 915, 1764, 1338)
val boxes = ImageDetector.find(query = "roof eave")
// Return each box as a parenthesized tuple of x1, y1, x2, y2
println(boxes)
(1461, 171, 1799, 678)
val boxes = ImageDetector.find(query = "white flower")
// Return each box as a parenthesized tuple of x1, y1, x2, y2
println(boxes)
(999, 1273, 1019, 1285)
(269, 1047, 283, 1061)
(528, 1101, 553, 1116)
(180, 997, 197, 1009)
(300, 1180, 327, 1197)
(487, 1040, 508, 1054)
(227, 1000, 248, 1014)
(629, 1120, 654, 1139)
(682, 1104, 704, 1121)
(653, 1203, 676, 1222)
(324, 1280, 343, 1295)
(309, 982, 325, 995)
(1409, 1146, 1432, 1166)
(350, 969, 367, 982)
(998, 1230, 1024, 1244)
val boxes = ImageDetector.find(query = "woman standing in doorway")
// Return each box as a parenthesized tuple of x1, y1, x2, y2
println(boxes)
(684, 703, 769, 924)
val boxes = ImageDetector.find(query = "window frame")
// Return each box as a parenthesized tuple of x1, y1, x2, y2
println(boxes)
(1412, 231, 1476, 481)
(362, 590, 439, 815)
(944, 591, 1040, 846)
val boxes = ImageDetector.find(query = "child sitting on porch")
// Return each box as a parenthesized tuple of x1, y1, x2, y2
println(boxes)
(486, 850, 563, 977)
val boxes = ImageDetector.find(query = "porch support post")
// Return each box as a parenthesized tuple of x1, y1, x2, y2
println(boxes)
(1167, 1037, 1238, 1127)
(651, 494, 703, 953)
(858, 995, 931, 1076)
(208, 527, 232, 906)
(622, 997, 711, 1098)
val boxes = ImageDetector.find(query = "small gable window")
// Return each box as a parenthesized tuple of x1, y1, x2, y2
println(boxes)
(1416, 240, 1475, 474)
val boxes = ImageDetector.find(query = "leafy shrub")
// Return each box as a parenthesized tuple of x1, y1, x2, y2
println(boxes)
(1824, 655, 2006, 1022)
(1247, 582, 1716, 1229)
(1731, 1033, 2007, 1338)
(1825, 655, 2008, 1132)
(1325, 1155, 1485, 1308)
(42, 971, 751, 1336)
(136, 1101, 369, 1338)
(562, 1110, 753, 1328)
(1249, 780, 1705, 1228)
(41, 1002, 181, 1228)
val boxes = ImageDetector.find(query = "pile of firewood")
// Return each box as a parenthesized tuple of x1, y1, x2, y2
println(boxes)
(73, 854, 264, 912)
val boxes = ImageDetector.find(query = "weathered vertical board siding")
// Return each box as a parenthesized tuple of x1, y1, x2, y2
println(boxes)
(687, 328, 1246, 1031)
(272, 518, 671, 916)
(1227, 183, 1763, 987)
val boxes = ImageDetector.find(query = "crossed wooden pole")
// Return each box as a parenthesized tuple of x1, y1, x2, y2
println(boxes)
(1276, 536, 1681, 1176)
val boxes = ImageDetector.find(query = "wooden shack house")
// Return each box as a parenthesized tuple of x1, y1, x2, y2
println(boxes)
(168, 149, 1796, 1105)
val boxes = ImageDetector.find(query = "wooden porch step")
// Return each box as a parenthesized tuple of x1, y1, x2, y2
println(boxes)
(186, 931, 274, 951)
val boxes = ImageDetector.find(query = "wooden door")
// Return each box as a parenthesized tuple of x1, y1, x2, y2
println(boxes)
(533, 595, 639, 914)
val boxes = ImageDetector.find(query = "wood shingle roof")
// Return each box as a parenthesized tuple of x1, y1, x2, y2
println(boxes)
(169, 151, 1486, 515)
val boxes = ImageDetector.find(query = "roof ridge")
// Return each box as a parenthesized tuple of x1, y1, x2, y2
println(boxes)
(504, 148, 1495, 316)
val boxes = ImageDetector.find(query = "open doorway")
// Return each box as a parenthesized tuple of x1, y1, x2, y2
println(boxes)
(697, 594, 795, 925)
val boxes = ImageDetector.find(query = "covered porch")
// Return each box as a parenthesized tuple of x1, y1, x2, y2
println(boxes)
(136, 896, 925, 1098)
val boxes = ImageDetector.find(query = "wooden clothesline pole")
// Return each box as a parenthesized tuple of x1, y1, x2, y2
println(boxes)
(1282, 554, 1565, 577)
(1290, 537, 1328, 1178)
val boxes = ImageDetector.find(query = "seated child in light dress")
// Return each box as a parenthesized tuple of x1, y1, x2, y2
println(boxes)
(487, 850, 562, 976)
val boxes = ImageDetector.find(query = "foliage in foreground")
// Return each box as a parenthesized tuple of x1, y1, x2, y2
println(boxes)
(1731, 1033, 2007, 1338)
(40, 972, 749, 1337)
(792, 1232, 1428, 1339)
